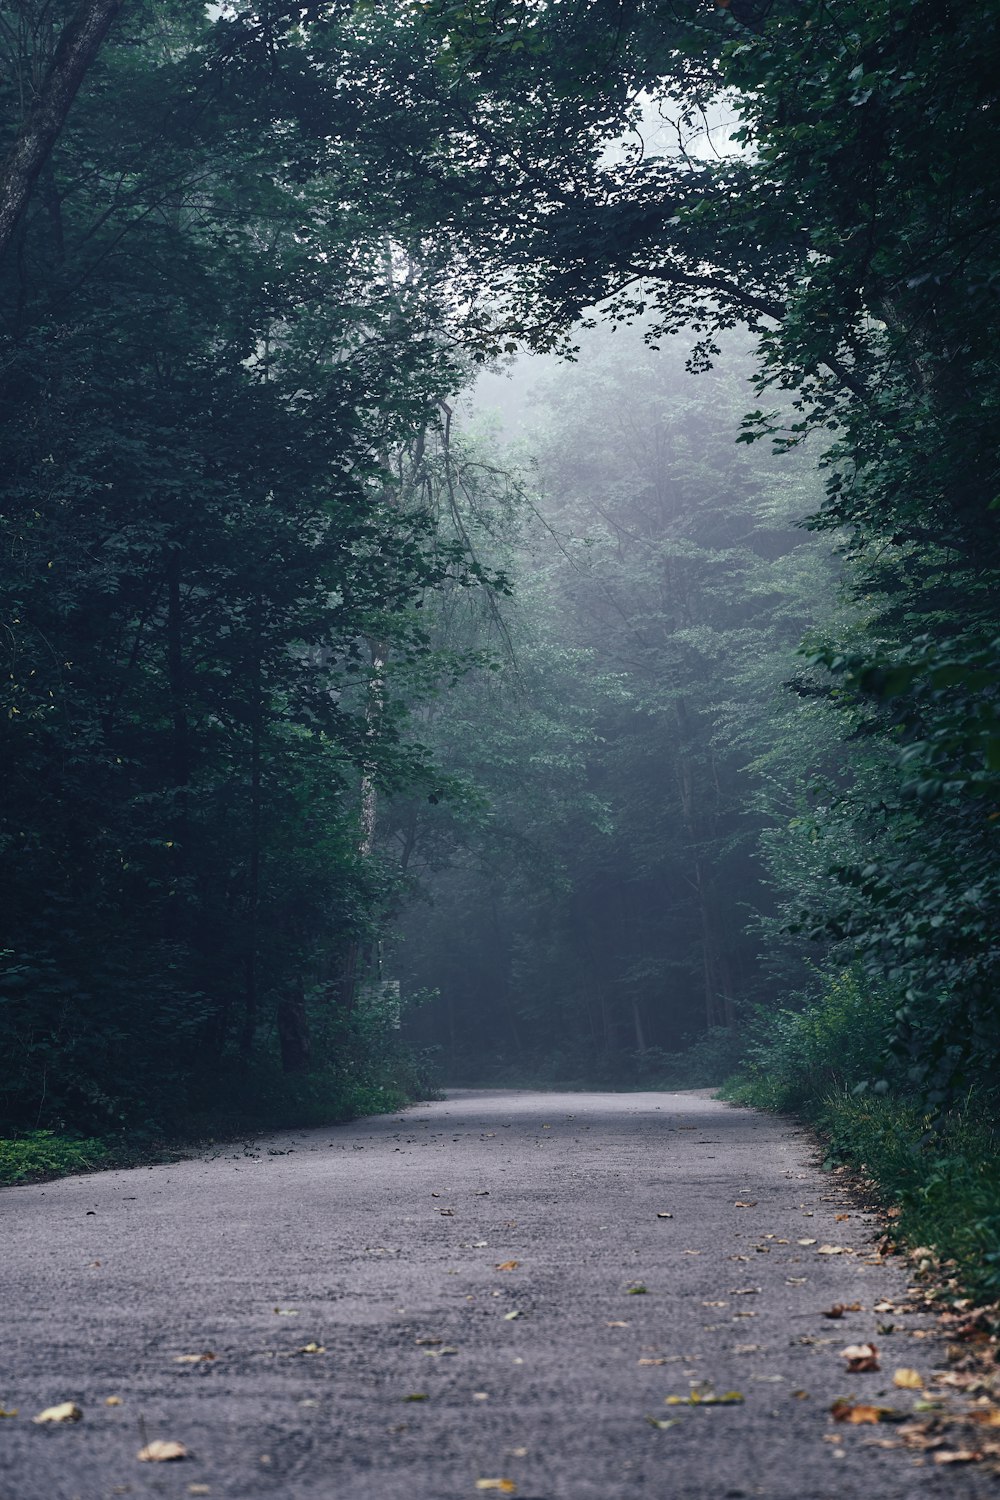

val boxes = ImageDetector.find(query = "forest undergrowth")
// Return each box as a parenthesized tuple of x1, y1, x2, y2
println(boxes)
(721, 973, 1000, 1305)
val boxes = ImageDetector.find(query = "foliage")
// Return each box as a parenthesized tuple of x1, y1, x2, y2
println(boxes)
(0, 0, 505, 1131)
(721, 970, 904, 1116)
(0, 1129, 109, 1185)
(411, 0, 1000, 1100)
(722, 972, 1000, 1298)
(819, 1094, 1000, 1305)
(395, 324, 842, 1080)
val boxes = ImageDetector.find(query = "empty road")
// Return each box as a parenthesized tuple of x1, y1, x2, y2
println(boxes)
(1, 1090, 993, 1499)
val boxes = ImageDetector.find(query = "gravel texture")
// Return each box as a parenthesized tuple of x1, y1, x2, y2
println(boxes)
(0, 1088, 993, 1499)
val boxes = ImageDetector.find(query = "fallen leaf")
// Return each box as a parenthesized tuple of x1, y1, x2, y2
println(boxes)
(33, 1403, 82, 1424)
(734, 1201, 757, 1208)
(873, 1300, 897, 1314)
(831, 1400, 903, 1425)
(298, 1343, 325, 1354)
(817, 1245, 852, 1256)
(403, 1393, 429, 1402)
(273, 1307, 298, 1316)
(792, 1390, 810, 1400)
(638, 1357, 668, 1366)
(187, 1487, 211, 1497)
(439, 1208, 455, 1216)
(729, 1287, 760, 1296)
(893, 1368, 924, 1390)
(665, 1391, 744, 1407)
(105, 1395, 123, 1406)
(137, 1440, 188, 1462)
(822, 1303, 861, 1319)
(969, 1410, 1000, 1428)
(797, 1238, 818, 1247)
(841, 1342, 880, 1373)
(702, 1300, 728, 1308)
(415, 1336, 443, 1346)
(627, 1284, 649, 1295)
(174, 1353, 216, 1363)
(656, 1212, 673, 1219)
(475, 1479, 517, 1493)
(503, 1311, 521, 1321)
(933, 1451, 983, 1465)
(495, 1261, 519, 1272)
(645, 1416, 680, 1429)
(424, 1346, 458, 1357)
(606, 1320, 629, 1328)
(0, 1407, 18, 1418)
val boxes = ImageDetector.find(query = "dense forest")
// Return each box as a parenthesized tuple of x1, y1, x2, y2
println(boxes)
(1, 0, 998, 1166)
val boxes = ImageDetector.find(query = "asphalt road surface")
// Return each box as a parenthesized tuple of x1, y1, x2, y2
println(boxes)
(1, 1089, 995, 1500)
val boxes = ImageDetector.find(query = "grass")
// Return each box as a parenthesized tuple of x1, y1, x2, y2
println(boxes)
(722, 994, 1000, 1305)
(0, 1130, 111, 1185)
(0, 1053, 439, 1188)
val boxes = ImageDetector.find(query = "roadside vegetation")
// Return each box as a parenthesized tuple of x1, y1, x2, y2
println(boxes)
(1, 0, 997, 1262)
(721, 972, 1000, 1303)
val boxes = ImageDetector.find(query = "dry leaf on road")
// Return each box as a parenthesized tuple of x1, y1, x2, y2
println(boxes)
(841, 1343, 880, 1373)
(822, 1302, 861, 1319)
(495, 1261, 519, 1272)
(831, 1400, 903, 1425)
(174, 1353, 216, 1363)
(32, 1403, 82, 1424)
(138, 1440, 188, 1462)
(665, 1390, 744, 1407)
(893, 1368, 924, 1389)
(475, 1479, 517, 1492)
(817, 1245, 853, 1256)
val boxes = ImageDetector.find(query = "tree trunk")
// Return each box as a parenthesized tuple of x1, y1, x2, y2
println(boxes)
(0, 0, 124, 262)
(277, 982, 311, 1074)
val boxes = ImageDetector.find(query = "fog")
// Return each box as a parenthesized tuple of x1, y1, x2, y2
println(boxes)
(388, 320, 842, 1085)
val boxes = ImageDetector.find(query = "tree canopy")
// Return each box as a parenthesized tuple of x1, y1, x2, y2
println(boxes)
(1, 0, 997, 1128)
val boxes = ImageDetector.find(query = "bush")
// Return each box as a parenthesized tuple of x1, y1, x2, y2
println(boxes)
(0, 1130, 109, 1185)
(721, 970, 904, 1114)
(816, 1090, 1000, 1302)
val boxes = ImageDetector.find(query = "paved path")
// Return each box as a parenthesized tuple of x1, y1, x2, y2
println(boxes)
(1, 1090, 994, 1499)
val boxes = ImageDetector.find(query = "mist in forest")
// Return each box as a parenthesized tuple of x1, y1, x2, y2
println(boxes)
(3, 0, 996, 1158)
(389, 322, 841, 1084)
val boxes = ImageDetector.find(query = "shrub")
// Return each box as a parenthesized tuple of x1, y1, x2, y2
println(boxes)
(0, 1130, 109, 1185)
(722, 970, 904, 1114)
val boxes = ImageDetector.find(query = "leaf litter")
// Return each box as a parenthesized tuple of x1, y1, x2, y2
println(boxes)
(138, 1440, 188, 1462)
